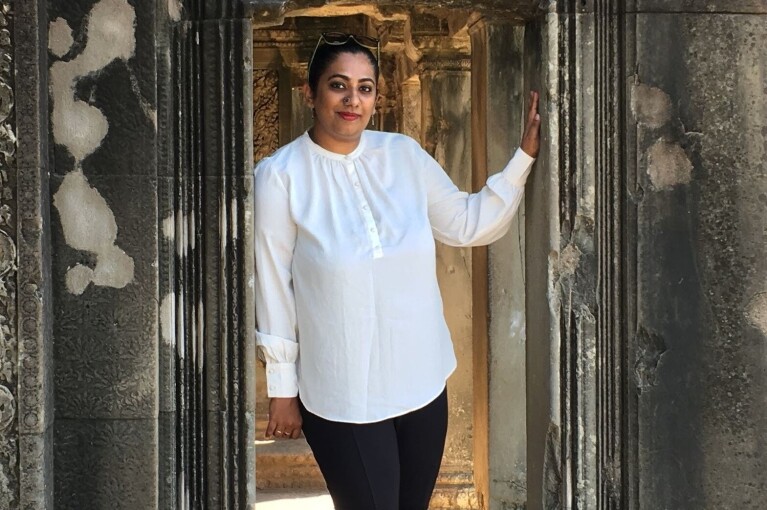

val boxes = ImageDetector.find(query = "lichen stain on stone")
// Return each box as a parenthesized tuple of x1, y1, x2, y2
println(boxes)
(631, 82, 673, 129)
(50, 0, 138, 294)
(48, 17, 74, 58)
(558, 242, 581, 278)
(160, 293, 176, 347)
(163, 211, 195, 257)
(745, 292, 767, 336)
(50, 0, 136, 163)
(162, 212, 175, 241)
(168, 0, 183, 22)
(54, 170, 135, 295)
(647, 139, 693, 190)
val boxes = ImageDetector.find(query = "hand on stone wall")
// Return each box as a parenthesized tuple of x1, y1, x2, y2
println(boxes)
(520, 91, 541, 159)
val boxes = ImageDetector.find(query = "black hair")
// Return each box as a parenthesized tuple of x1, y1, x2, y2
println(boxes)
(307, 39, 379, 95)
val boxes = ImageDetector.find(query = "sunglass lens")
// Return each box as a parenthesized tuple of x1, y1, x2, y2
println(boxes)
(322, 32, 349, 44)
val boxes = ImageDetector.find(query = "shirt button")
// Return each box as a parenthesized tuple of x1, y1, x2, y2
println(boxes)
(269, 385, 276, 390)
(354, 181, 360, 188)
(362, 205, 368, 210)
(369, 227, 375, 233)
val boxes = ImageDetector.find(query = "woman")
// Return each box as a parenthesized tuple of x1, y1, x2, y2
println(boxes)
(255, 32, 540, 510)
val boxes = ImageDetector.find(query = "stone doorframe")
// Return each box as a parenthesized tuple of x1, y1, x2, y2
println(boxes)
(249, 2, 541, 508)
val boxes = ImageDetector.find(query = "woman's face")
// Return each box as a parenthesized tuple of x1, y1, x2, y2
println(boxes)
(305, 52, 377, 154)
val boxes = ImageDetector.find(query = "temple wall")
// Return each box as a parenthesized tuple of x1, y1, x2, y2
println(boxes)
(3, 0, 766, 508)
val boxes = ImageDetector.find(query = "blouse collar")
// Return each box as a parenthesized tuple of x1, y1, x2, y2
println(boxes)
(301, 130, 367, 161)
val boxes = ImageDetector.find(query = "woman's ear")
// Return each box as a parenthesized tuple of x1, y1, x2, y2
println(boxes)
(302, 83, 314, 108)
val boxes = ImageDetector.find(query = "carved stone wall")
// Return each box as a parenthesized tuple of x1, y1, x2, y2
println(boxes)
(0, 2, 18, 506)
(10, 1, 766, 509)
(253, 70, 279, 163)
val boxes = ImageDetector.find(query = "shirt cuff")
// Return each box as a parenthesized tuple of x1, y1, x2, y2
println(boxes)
(502, 148, 536, 187)
(256, 330, 299, 363)
(264, 362, 299, 398)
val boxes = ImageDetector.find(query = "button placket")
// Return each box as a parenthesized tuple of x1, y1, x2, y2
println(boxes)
(346, 160, 383, 259)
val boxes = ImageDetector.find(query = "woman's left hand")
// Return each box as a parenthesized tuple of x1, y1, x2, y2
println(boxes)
(520, 91, 541, 159)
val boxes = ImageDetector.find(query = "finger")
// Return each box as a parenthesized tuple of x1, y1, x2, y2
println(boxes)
(528, 91, 539, 123)
(290, 428, 302, 439)
(265, 418, 276, 439)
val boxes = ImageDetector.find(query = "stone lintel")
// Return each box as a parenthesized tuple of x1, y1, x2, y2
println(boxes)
(246, 0, 541, 24)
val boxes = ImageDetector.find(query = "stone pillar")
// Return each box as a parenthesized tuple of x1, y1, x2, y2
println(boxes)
(535, 1, 767, 508)
(39, 0, 255, 507)
(400, 76, 422, 141)
(46, 0, 162, 507)
(419, 55, 478, 508)
(469, 18, 528, 510)
(530, 1, 624, 507)
(171, 1, 256, 507)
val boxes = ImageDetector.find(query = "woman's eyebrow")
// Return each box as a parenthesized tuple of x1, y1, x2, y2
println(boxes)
(326, 73, 375, 84)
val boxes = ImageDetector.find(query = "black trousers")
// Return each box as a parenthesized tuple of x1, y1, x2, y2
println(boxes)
(299, 387, 448, 510)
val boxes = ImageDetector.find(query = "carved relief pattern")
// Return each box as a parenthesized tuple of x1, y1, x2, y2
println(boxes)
(253, 70, 279, 163)
(0, 1, 18, 507)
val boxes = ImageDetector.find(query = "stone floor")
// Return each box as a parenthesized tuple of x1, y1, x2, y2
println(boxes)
(255, 489, 334, 509)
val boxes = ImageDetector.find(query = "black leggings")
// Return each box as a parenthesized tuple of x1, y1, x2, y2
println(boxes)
(299, 387, 448, 510)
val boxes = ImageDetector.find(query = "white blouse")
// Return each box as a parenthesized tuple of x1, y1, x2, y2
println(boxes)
(254, 130, 534, 423)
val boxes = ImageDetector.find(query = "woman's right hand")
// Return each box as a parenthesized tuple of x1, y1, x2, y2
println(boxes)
(266, 397, 303, 439)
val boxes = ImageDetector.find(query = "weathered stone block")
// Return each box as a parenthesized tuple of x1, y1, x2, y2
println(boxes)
(632, 12, 767, 509)
(19, 429, 54, 510)
(51, 175, 159, 419)
(54, 418, 158, 510)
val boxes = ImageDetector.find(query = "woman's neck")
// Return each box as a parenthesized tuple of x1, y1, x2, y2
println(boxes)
(308, 126, 361, 155)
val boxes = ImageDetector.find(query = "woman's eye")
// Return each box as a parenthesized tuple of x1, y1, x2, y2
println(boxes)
(330, 82, 346, 89)
(360, 86, 373, 94)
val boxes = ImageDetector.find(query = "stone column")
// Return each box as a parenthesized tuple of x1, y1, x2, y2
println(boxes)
(171, 1, 256, 508)
(469, 18, 528, 510)
(419, 55, 478, 509)
(46, 0, 162, 507)
(535, 1, 767, 508)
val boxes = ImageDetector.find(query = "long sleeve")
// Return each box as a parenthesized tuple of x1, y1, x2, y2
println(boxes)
(423, 147, 535, 247)
(254, 160, 299, 398)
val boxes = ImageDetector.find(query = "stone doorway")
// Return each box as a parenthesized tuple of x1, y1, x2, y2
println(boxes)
(251, 5, 534, 509)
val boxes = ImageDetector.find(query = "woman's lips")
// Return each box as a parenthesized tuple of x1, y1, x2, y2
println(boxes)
(337, 112, 361, 121)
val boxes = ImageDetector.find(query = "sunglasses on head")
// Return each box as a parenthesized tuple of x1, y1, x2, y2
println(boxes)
(308, 32, 381, 72)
